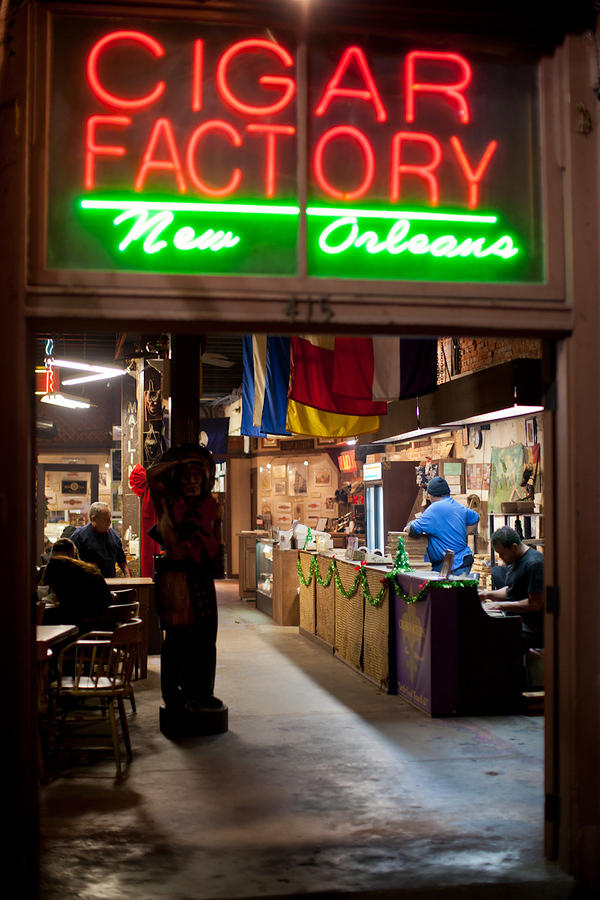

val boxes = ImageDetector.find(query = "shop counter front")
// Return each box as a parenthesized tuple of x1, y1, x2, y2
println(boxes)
(298, 553, 524, 715)
(298, 552, 391, 691)
(392, 572, 523, 716)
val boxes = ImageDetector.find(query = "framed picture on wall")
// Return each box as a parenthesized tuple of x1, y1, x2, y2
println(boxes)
(259, 437, 279, 450)
(260, 469, 272, 492)
(525, 417, 537, 446)
(274, 480, 286, 495)
(313, 468, 331, 487)
(293, 501, 304, 520)
(272, 464, 286, 479)
(316, 437, 337, 446)
(288, 464, 308, 495)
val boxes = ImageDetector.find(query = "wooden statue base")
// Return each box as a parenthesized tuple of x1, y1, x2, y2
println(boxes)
(159, 701, 228, 737)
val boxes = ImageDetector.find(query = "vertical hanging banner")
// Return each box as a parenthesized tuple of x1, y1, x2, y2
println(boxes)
(45, 14, 543, 284)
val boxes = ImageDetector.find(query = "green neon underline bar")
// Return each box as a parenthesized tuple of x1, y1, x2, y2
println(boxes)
(306, 207, 498, 223)
(80, 199, 301, 215)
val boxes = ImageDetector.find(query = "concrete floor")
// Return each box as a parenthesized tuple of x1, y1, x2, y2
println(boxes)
(39, 580, 574, 899)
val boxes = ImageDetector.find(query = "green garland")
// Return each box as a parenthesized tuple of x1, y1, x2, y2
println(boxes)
(296, 535, 478, 608)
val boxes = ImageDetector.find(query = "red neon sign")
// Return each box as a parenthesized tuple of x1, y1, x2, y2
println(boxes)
(314, 126, 375, 201)
(405, 51, 472, 124)
(338, 450, 357, 472)
(135, 118, 186, 192)
(87, 31, 166, 110)
(186, 120, 243, 196)
(391, 132, 443, 205)
(246, 124, 296, 197)
(315, 46, 387, 122)
(449, 137, 497, 209)
(216, 39, 296, 116)
(85, 115, 131, 189)
(79, 33, 500, 209)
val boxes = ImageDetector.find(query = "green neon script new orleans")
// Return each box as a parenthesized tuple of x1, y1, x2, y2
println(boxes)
(79, 198, 521, 276)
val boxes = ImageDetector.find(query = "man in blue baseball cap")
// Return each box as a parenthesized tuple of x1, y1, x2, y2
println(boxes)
(405, 476, 479, 576)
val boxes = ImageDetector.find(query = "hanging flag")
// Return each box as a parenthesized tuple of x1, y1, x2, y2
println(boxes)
(286, 399, 381, 438)
(286, 335, 385, 437)
(289, 336, 387, 416)
(254, 336, 291, 435)
(332, 337, 438, 402)
(241, 335, 265, 437)
(198, 418, 230, 455)
(241, 335, 290, 437)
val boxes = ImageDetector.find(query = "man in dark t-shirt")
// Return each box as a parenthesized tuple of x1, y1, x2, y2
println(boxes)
(479, 525, 544, 650)
(72, 502, 131, 579)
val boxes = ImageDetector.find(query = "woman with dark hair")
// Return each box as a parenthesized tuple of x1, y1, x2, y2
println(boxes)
(42, 540, 112, 630)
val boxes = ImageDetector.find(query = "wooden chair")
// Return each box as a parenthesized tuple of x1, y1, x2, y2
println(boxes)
(50, 620, 142, 777)
(80, 601, 141, 689)
(110, 588, 137, 605)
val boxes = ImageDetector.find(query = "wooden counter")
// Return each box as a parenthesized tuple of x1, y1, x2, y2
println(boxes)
(298, 552, 391, 690)
(392, 571, 522, 715)
(298, 553, 523, 714)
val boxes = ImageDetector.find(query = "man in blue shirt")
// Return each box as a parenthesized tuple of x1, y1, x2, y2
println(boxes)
(406, 476, 479, 575)
(72, 501, 131, 579)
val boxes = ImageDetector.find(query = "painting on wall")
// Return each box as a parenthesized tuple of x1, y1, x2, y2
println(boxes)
(274, 480, 286, 495)
(313, 468, 331, 487)
(276, 502, 292, 514)
(260, 469, 272, 492)
(466, 463, 482, 492)
(482, 463, 491, 491)
(489, 445, 524, 512)
(292, 501, 304, 521)
(288, 464, 308, 495)
(272, 464, 286, 480)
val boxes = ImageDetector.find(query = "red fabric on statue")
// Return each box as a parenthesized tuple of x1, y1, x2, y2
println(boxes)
(129, 463, 161, 577)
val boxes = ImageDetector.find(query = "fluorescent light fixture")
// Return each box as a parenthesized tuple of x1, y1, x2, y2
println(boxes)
(375, 427, 448, 443)
(440, 405, 543, 427)
(40, 392, 91, 409)
(62, 372, 127, 385)
(48, 359, 128, 386)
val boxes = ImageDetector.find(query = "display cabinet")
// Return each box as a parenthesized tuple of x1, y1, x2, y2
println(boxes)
(238, 531, 268, 600)
(256, 538, 274, 616)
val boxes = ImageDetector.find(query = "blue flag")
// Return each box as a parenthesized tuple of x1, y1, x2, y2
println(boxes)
(241, 335, 290, 437)
(198, 418, 230, 456)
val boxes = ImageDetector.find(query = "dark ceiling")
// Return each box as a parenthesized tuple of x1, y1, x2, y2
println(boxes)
(35, 332, 244, 403)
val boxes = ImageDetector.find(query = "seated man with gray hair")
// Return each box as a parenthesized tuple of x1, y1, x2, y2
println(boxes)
(72, 501, 131, 578)
(479, 525, 544, 651)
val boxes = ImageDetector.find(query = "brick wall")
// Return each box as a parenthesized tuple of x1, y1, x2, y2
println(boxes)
(437, 338, 541, 383)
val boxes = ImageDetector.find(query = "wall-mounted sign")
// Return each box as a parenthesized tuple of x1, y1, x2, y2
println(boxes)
(46, 15, 543, 284)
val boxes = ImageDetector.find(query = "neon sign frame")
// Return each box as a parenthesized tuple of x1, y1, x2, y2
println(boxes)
(42, 15, 547, 287)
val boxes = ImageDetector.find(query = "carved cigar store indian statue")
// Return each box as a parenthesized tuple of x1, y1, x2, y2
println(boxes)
(147, 445, 228, 735)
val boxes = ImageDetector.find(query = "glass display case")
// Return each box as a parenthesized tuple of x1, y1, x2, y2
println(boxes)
(256, 538, 274, 617)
